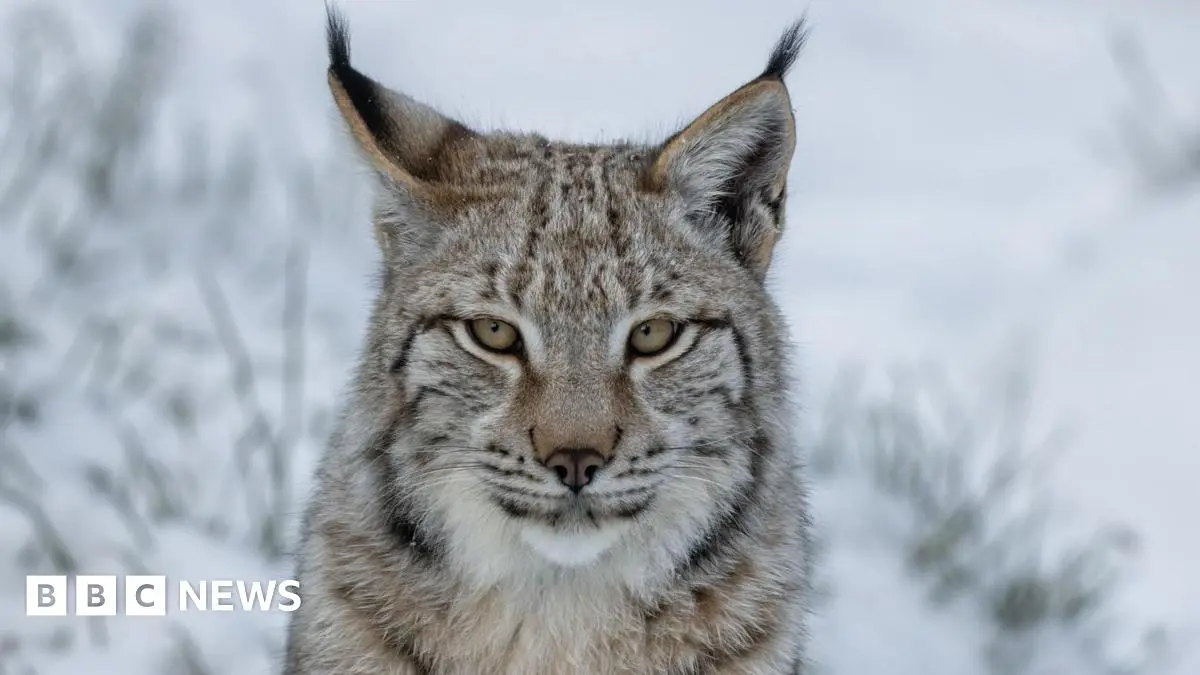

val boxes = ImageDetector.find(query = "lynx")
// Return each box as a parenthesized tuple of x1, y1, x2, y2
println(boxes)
(284, 7, 813, 674)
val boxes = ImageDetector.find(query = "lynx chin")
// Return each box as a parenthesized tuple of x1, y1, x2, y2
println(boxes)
(285, 7, 814, 674)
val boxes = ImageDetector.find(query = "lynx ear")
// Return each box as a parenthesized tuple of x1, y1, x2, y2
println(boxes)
(325, 8, 475, 208)
(647, 20, 806, 278)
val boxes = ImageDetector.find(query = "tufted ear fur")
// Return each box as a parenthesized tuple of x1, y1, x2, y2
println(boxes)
(646, 20, 805, 279)
(325, 6, 477, 255)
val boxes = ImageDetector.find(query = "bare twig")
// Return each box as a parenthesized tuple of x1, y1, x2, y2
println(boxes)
(196, 271, 286, 557)
(276, 239, 308, 553)
(0, 483, 77, 574)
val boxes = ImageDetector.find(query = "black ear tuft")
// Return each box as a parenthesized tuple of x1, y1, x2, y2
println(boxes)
(324, 4, 395, 159)
(326, 3, 352, 73)
(760, 17, 808, 81)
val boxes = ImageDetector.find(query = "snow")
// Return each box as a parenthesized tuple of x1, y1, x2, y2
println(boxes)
(2, 0, 1197, 673)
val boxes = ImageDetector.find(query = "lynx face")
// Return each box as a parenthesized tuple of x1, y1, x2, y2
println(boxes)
(381, 153, 781, 567)
(328, 16, 800, 572)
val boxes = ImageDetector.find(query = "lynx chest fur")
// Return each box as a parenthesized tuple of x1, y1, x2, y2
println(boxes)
(285, 8, 813, 675)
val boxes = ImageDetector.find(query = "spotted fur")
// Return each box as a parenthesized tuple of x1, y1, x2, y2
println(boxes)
(284, 7, 812, 674)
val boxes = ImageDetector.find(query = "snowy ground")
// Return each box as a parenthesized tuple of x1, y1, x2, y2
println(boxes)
(1, 0, 1198, 673)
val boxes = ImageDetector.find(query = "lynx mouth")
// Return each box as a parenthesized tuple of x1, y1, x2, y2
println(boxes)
(488, 490, 655, 527)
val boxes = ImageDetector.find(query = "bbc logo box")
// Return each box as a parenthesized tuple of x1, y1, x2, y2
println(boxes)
(26, 576, 167, 617)
(24, 576, 68, 616)
(26, 575, 301, 615)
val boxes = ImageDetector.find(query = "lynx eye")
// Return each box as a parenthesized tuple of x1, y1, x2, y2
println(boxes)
(467, 318, 521, 354)
(629, 319, 679, 356)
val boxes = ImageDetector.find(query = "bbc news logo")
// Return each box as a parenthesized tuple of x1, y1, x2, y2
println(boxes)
(26, 576, 301, 616)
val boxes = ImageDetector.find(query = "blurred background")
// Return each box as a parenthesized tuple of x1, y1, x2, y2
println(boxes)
(1, 0, 1197, 673)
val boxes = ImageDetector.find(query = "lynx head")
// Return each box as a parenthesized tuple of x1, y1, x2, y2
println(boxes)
(328, 9, 804, 578)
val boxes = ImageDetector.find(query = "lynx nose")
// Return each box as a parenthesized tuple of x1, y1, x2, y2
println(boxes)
(543, 449, 607, 494)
